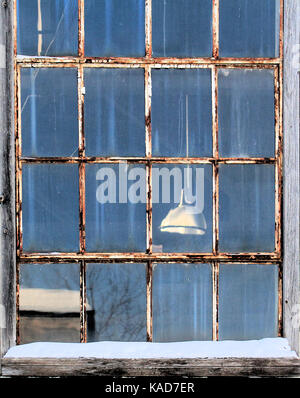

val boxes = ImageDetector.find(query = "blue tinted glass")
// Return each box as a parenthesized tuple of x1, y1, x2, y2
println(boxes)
(152, 164, 213, 253)
(219, 69, 275, 157)
(22, 164, 79, 252)
(219, 264, 278, 340)
(85, 0, 145, 57)
(153, 263, 212, 342)
(152, 69, 212, 157)
(20, 263, 80, 343)
(21, 68, 78, 157)
(86, 263, 147, 341)
(220, 0, 280, 58)
(85, 164, 146, 252)
(17, 0, 78, 56)
(152, 0, 212, 57)
(219, 165, 275, 253)
(84, 68, 145, 157)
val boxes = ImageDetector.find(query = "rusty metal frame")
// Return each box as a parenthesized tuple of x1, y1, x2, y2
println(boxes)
(13, 0, 284, 344)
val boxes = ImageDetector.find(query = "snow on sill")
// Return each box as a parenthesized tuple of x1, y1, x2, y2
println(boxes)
(4, 338, 298, 359)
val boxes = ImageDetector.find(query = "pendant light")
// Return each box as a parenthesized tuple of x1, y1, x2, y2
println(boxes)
(159, 95, 207, 235)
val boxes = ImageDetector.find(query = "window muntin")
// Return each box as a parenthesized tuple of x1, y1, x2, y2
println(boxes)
(15, 1, 283, 345)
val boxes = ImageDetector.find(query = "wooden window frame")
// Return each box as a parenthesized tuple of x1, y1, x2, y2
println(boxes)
(0, 0, 299, 377)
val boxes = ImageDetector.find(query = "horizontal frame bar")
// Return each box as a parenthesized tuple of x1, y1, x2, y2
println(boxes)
(15, 56, 282, 66)
(18, 253, 281, 264)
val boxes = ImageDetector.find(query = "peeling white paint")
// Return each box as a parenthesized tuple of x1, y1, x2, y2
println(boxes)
(0, 44, 6, 69)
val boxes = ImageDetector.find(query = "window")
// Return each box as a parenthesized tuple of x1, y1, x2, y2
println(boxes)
(0, 0, 299, 377)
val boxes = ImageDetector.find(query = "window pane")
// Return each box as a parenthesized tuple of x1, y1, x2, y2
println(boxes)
(219, 165, 275, 253)
(86, 263, 147, 342)
(218, 69, 275, 157)
(152, 69, 212, 157)
(22, 164, 79, 252)
(220, 0, 280, 58)
(85, 0, 145, 57)
(19, 264, 80, 343)
(219, 264, 278, 340)
(21, 68, 78, 157)
(153, 263, 212, 342)
(85, 164, 146, 252)
(152, 0, 212, 57)
(85, 68, 145, 157)
(17, 0, 78, 56)
(152, 164, 213, 253)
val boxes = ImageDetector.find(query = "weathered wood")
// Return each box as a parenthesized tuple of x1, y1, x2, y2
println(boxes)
(2, 357, 300, 377)
(0, 0, 16, 363)
(283, 0, 300, 355)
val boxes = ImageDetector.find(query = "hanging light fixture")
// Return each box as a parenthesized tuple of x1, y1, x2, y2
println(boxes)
(159, 95, 207, 235)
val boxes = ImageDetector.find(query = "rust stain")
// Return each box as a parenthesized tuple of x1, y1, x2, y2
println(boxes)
(146, 261, 153, 342)
(212, 0, 219, 59)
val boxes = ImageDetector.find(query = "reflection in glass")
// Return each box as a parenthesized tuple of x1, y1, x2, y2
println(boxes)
(21, 68, 78, 157)
(22, 164, 79, 252)
(153, 263, 212, 342)
(219, 165, 275, 253)
(85, 0, 145, 57)
(152, 0, 212, 57)
(152, 164, 212, 253)
(84, 68, 145, 157)
(17, 0, 78, 56)
(86, 263, 147, 342)
(220, 0, 280, 57)
(152, 69, 212, 157)
(218, 69, 275, 157)
(219, 264, 278, 340)
(85, 164, 146, 252)
(19, 263, 80, 343)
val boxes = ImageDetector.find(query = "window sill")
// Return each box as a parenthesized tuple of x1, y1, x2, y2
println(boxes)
(1, 339, 300, 377)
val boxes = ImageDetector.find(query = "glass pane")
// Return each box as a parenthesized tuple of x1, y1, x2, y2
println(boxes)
(21, 68, 78, 157)
(218, 69, 275, 157)
(220, 0, 280, 58)
(219, 165, 275, 253)
(153, 263, 212, 342)
(17, 0, 78, 56)
(22, 164, 79, 252)
(152, 0, 212, 57)
(152, 164, 213, 253)
(85, 164, 146, 252)
(19, 263, 80, 343)
(86, 263, 147, 341)
(85, 0, 145, 57)
(85, 68, 145, 157)
(219, 264, 278, 340)
(152, 69, 212, 157)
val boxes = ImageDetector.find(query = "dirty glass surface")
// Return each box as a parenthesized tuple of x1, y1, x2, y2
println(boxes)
(85, 0, 145, 57)
(152, 0, 212, 57)
(152, 164, 213, 253)
(19, 263, 80, 343)
(85, 164, 146, 252)
(17, 0, 78, 56)
(219, 264, 278, 340)
(153, 263, 212, 341)
(220, 0, 280, 58)
(22, 164, 79, 252)
(152, 69, 212, 157)
(86, 263, 147, 341)
(219, 164, 275, 253)
(84, 68, 145, 157)
(21, 68, 78, 157)
(218, 69, 275, 157)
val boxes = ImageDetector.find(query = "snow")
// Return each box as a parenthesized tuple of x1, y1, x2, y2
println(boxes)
(4, 338, 298, 359)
